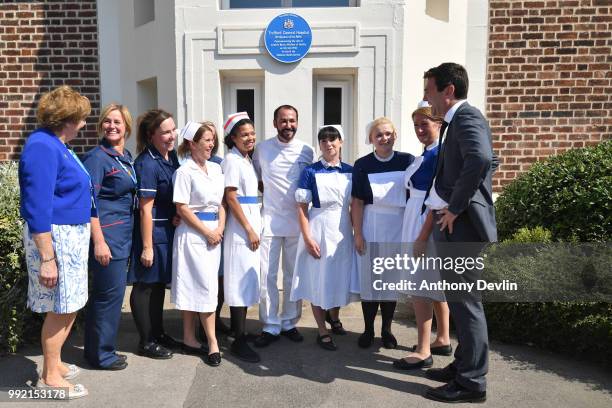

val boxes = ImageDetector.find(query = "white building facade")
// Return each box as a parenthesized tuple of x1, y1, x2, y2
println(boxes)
(97, 0, 488, 160)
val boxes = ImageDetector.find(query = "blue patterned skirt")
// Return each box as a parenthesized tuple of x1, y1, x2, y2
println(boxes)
(24, 223, 90, 314)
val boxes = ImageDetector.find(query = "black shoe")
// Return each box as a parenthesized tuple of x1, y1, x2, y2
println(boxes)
(280, 328, 304, 342)
(99, 359, 128, 371)
(424, 381, 486, 403)
(316, 334, 337, 351)
(425, 363, 457, 383)
(325, 311, 347, 335)
(381, 331, 398, 349)
(155, 333, 181, 350)
(205, 352, 222, 367)
(409, 344, 453, 356)
(358, 331, 374, 348)
(393, 355, 433, 370)
(137, 342, 173, 360)
(181, 343, 209, 357)
(230, 336, 261, 363)
(254, 332, 280, 348)
(115, 353, 128, 362)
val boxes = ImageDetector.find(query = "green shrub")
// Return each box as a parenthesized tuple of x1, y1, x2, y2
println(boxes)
(0, 161, 42, 354)
(484, 225, 612, 367)
(510, 226, 552, 243)
(495, 141, 612, 242)
(485, 302, 612, 367)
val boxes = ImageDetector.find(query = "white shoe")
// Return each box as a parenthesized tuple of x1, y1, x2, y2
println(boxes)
(63, 364, 81, 380)
(37, 364, 80, 381)
(36, 379, 89, 400)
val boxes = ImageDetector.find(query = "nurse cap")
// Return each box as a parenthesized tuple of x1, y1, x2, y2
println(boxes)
(318, 124, 344, 140)
(178, 121, 202, 142)
(224, 112, 250, 136)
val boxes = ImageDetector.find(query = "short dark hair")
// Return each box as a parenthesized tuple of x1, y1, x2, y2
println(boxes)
(317, 126, 341, 142)
(224, 118, 255, 149)
(424, 62, 469, 100)
(273, 105, 299, 121)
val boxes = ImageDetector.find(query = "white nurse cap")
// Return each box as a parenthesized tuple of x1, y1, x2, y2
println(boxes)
(178, 121, 202, 141)
(224, 112, 250, 136)
(318, 124, 344, 140)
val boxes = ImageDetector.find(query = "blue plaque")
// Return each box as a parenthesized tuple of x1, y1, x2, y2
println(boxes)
(264, 13, 312, 64)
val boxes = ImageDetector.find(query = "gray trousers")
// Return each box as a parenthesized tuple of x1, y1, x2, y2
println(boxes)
(433, 210, 489, 392)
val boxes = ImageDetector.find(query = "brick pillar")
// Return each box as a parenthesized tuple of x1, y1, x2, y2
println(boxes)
(0, 0, 100, 160)
(487, 0, 611, 191)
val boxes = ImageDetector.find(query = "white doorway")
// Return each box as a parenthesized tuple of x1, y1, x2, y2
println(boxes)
(315, 76, 355, 163)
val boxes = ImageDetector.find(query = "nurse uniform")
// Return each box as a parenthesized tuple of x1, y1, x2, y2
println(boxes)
(351, 150, 415, 300)
(290, 159, 357, 310)
(221, 146, 262, 307)
(400, 141, 445, 301)
(171, 158, 224, 312)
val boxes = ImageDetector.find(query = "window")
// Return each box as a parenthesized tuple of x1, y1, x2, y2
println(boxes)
(223, 0, 357, 9)
(323, 88, 342, 125)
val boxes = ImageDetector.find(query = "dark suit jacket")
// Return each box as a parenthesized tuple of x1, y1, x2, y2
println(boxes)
(434, 102, 498, 242)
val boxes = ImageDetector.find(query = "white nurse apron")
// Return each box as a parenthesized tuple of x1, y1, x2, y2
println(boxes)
(290, 172, 357, 310)
(222, 151, 262, 307)
(353, 170, 407, 301)
(399, 156, 445, 301)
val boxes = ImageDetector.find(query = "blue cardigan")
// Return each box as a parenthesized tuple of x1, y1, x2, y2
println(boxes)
(19, 128, 96, 233)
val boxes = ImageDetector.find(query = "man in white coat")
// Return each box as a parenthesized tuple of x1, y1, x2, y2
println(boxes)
(252, 105, 314, 347)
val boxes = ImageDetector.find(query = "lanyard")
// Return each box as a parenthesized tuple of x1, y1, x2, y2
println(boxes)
(68, 149, 92, 188)
(67, 149, 96, 210)
(114, 156, 137, 186)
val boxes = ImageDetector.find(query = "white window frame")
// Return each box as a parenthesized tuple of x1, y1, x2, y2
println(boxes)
(315, 77, 355, 163)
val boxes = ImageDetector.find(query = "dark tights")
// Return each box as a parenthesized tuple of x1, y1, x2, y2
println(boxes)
(230, 306, 247, 338)
(130, 282, 167, 345)
(361, 301, 396, 334)
(216, 277, 224, 320)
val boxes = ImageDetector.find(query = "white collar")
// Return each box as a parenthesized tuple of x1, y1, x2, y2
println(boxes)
(426, 139, 439, 151)
(231, 146, 251, 161)
(444, 99, 468, 124)
(320, 158, 341, 169)
(373, 151, 394, 162)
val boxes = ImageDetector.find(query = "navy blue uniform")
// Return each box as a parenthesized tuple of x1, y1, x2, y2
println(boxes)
(129, 146, 180, 284)
(82, 140, 136, 368)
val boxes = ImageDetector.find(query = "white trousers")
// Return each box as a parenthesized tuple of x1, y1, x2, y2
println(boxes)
(259, 235, 301, 335)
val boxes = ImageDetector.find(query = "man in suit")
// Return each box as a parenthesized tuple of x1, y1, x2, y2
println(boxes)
(422, 62, 497, 403)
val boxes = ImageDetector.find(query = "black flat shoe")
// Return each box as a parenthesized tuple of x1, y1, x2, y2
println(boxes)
(325, 311, 347, 335)
(99, 359, 128, 371)
(316, 334, 337, 351)
(358, 331, 374, 348)
(155, 333, 181, 350)
(254, 331, 280, 348)
(230, 336, 261, 363)
(425, 363, 457, 383)
(393, 355, 433, 370)
(280, 328, 304, 342)
(381, 331, 398, 349)
(205, 352, 222, 367)
(409, 344, 453, 356)
(424, 381, 486, 403)
(181, 343, 209, 357)
(137, 342, 173, 360)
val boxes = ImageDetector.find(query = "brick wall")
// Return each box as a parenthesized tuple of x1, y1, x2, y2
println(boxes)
(487, 0, 612, 191)
(0, 0, 100, 160)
